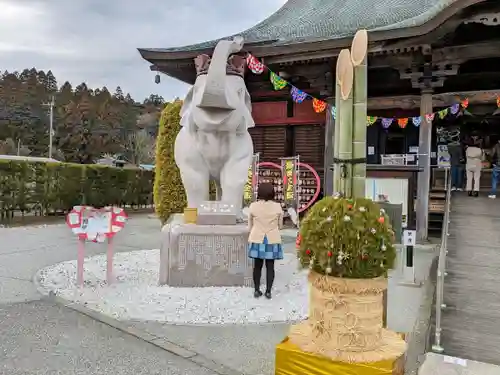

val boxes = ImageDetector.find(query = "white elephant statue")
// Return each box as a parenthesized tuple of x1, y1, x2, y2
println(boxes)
(175, 36, 254, 220)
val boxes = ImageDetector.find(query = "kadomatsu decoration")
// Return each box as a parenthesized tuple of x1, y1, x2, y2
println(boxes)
(289, 195, 405, 363)
(288, 30, 406, 366)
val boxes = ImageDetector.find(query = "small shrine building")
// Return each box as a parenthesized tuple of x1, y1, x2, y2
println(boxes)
(139, 0, 500, 240)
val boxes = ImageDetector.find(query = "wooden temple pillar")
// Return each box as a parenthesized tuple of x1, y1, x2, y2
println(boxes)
(416, 87, 433, 241)
(323, 97, 335, 195)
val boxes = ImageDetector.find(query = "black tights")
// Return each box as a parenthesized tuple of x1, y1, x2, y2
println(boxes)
(253, 259, 275, 293)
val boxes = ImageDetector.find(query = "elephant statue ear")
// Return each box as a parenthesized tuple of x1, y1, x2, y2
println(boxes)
(243, 88, 255, 129)
(179, 86, 194, 127)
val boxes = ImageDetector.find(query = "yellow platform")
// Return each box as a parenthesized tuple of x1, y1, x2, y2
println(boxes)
(275, 338, 404, 375)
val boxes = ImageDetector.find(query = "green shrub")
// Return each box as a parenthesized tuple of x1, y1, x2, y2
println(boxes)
(0, 159, 153, 221)
(297, 196, 396, 279)
(154, 100, 186, 224)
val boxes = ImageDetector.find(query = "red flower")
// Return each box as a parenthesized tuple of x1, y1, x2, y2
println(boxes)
(306, 249, 311, 255)
(347, 204, 353, 210)
(378, 216, 385, 224)
(327, 251, 333, 257)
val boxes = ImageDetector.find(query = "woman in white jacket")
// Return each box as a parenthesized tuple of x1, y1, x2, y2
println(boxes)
(465, 142, 483, 197)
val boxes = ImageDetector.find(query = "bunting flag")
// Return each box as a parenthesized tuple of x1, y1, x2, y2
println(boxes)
(290, 86, 308, 103)
(246, 55, 265, 74)
(270, 71, 287, 90)
(367, 116, 378, 126)
(331, 106, 337, 120)
(381, 118, 393, 129)
(438, 108, 448, 120)
(312, 98, 327, 113)
(244, 52, 481, 128)
(398, 118, 408, 128)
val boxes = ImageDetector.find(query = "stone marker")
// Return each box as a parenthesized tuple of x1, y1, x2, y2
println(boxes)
(159, 213, 252, 287)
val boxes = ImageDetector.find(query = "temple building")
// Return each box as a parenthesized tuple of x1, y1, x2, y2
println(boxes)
(139, 0, 500, 239)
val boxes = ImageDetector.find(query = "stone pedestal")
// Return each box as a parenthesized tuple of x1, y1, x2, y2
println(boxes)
(159, 214, 252, 287)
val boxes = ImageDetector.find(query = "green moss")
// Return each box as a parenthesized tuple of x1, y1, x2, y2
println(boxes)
(298, 196, 396, 279)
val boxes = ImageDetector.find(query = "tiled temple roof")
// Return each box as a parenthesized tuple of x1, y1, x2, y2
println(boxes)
(140, 0, 460, 54)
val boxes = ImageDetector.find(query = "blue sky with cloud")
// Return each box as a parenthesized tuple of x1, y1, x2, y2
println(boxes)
(0, 0, 286, 102)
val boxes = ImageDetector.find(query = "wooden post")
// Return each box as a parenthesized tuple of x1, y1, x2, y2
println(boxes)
(107, 237, 114, 284)
(77, 239, 85, 287)
(323, 97, 335, 196)
(416, 88, 433, 242)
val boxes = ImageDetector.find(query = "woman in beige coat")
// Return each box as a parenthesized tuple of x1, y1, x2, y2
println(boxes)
(465, 142, 483, 197)
(248, 182, 283, 299)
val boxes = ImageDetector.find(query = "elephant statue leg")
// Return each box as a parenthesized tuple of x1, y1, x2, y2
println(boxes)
(219, 133, 253, 221)
(174, 128, 210, 208)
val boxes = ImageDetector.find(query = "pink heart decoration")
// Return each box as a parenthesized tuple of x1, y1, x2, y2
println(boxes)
(66, 206, 127, 243)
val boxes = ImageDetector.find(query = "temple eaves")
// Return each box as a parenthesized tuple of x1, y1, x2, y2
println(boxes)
(138, 0, 485, 83)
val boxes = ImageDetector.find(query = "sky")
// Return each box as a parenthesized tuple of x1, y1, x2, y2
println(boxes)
(0, 0, 287, 102)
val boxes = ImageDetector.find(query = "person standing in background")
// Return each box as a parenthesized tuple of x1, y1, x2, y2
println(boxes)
(465, 141, 483, 197)
(247, 182, 284, 299)
(489, 139, 500, 199)
(448, 142, 464, 191)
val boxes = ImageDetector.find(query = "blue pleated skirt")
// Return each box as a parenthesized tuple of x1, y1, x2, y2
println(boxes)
(248, 235, 283, 260)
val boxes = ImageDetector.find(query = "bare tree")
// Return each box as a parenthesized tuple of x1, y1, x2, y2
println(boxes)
(127, 130, 155, 165)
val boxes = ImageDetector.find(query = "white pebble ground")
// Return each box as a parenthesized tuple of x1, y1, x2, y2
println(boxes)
(36, 249, 309, 325)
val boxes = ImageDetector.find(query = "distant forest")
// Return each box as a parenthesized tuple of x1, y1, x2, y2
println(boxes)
(0, 68, 166, 164)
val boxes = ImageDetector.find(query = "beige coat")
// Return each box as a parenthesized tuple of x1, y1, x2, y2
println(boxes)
(248, 200, 283, 244)
(466, 146, 483, 170)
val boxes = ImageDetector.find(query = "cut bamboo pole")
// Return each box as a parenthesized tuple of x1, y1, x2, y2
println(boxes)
(351, 30, 368, 199)
(336, 49, 354, 197)
(333, 80, 342, 193)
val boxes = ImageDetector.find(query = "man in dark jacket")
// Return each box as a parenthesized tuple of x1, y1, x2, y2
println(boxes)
(448, 142, 464, 191)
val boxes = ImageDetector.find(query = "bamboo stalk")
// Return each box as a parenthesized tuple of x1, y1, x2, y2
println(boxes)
(351, 30, 368, 199)
(333, 81, 341, 193)
(336, 49, 354, 197)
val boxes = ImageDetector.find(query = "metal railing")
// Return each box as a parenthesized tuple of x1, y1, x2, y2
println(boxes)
(432, 167, 452, 353)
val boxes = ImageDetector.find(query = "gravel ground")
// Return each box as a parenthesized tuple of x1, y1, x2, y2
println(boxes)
(0, 300, 219, 375)
(36, 248, 307, 324)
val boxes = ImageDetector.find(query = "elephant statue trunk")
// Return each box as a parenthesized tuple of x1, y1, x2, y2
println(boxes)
(198, 37, 244, 110)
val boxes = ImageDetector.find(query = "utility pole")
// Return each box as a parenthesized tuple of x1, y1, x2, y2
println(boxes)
(42, 96, 55, 159)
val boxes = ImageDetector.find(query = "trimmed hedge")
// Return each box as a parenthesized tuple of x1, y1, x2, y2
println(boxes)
(0, 160, 154, 221)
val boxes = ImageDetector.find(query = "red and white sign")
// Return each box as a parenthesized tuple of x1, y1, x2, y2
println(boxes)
(66, 206, 127, 287)
(66, 206, 127, 243)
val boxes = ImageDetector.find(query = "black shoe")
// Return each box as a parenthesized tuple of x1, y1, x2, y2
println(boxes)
(254, 290, 263, 298)
(473, 191, 479, 197)
(264, 291, 272, 299)
(468, 191, 473, 196)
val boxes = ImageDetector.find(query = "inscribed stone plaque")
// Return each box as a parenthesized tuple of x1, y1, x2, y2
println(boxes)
(160, 222, 252, 287)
